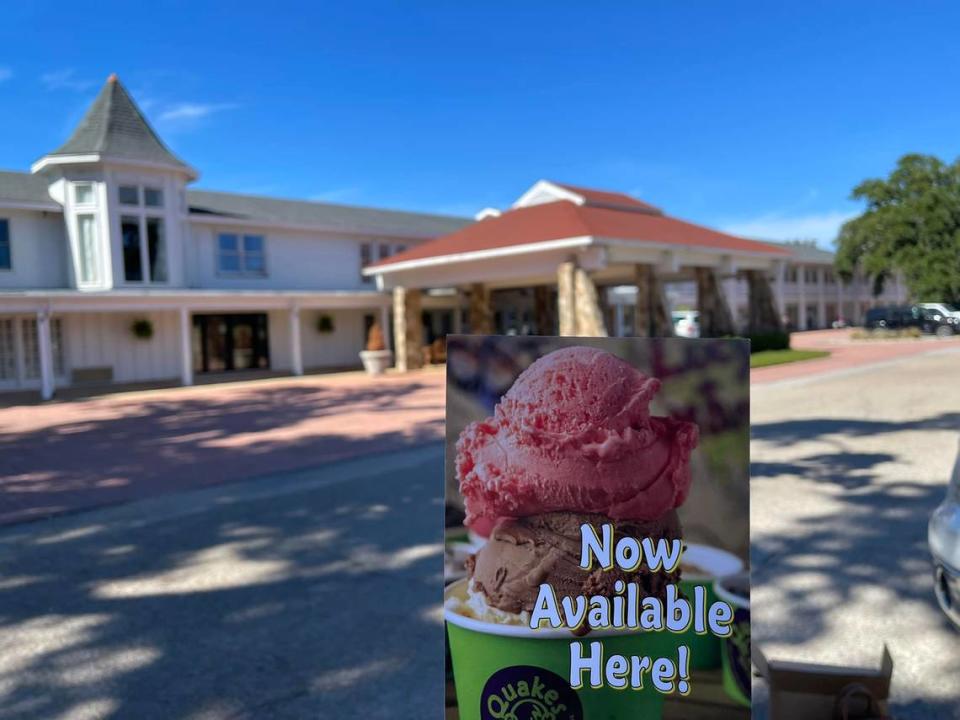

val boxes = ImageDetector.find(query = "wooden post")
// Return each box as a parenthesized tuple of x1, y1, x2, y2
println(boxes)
(393, 287, 423, 371)
(289, 304, 304, 376)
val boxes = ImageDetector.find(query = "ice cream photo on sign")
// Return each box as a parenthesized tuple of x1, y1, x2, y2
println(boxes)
(443, 336, 751, 720)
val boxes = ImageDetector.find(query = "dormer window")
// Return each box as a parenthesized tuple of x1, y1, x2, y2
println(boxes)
(144, 187, 164, 208)
(118, 185, 139, 205)
(73, 183, 95, 206)
(118, 183, 167, 284)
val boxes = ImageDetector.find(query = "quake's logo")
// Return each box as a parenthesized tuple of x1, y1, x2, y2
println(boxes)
(480, 666, 583, 720)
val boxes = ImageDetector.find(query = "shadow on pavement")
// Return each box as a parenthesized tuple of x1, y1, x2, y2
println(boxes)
(0, 448, 444, 719)
(0, 380, 444, 526)
(751, 413, 960, 719)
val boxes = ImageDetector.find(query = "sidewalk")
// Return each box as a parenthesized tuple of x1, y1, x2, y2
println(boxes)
(751, 329, 960, 384)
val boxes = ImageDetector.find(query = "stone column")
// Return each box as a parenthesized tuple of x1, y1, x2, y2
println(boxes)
(574, 267, 607, 337)
(467, 283, 493, 335)
(695, 267, 736, 337)
(557, 261, 577, 336)
(744, 269, 783, 334)
(393, 287, 423, 372)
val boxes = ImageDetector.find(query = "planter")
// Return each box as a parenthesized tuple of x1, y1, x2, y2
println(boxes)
(359, 349, 393, 375)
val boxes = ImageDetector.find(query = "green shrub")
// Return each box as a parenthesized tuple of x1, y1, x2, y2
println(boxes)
(746, 331, 790, 353)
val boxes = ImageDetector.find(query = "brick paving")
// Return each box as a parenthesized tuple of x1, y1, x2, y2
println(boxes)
(0, 368, 445, 525)
(751, 329, 960, 384)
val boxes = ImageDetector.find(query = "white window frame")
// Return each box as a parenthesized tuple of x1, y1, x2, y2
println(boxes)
(76, 213, 100, 285)
(215, 232, 268, 277)
(118, 184, 168, 286)
(73, 182, 96, 207)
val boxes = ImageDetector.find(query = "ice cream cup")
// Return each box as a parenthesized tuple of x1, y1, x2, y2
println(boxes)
(445, 578, 683, 720)
(713, 572, 750, 707)
(677, 543, 744, 670)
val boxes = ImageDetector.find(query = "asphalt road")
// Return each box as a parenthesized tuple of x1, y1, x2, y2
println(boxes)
(0, 445, 445, 719)
(752, 347, 960, 719)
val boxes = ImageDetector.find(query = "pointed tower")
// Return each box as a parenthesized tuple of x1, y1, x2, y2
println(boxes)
(32, 74, 197, 290)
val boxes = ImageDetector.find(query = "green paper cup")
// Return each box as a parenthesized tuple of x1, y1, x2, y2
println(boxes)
(677, 543, 744, 670)
(713, 572, 750, 707)
(445, 578, 683, 719)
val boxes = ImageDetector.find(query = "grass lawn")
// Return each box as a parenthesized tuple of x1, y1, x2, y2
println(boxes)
(750, 349, 830, 368)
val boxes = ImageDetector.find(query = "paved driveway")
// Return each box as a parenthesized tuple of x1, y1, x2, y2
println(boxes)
(0, 445, 445, 719)
(752, 348, 960, 718)
(0, 369, 445, 525)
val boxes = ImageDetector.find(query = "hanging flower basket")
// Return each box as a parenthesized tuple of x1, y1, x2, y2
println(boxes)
(131, 318, 154, 340)
(316, 314, 335, 334)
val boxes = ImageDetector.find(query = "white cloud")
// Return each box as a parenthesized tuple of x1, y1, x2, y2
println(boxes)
(309, 187, 363, 204)
(720, 210, 858, 247)
(0, 67, 12, 83)
(41, 68, 96, 92)
(157, 102, 238, 123)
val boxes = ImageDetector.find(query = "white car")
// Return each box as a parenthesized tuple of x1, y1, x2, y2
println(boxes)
(919, 303, 960, 321)
(929, 440, 960, 630)
(672, 311, 700, 338)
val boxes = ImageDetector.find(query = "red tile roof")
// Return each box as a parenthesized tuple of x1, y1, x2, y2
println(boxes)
(551, 181, 663, 214)
(371, 199, 788, 269)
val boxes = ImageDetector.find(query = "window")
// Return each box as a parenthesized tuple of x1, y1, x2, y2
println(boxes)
(74, 183, 95, 205)
(144, 187, 164, 208)
(118, 185, 139, 205)
(121, 216, 143, 281)
(0, 219, 9, 270)
(146, 218, 167, 282)
(22, 318, 64, 378)
(360, 243, 372, 281)
(77, 214, 99, 284)
(217, 233, 266, 275)
(0, 319, 14, 380)
(379, 243, 391, 260)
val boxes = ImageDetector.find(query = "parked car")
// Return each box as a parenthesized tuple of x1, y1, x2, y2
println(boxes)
(919, 302, 960, 321)
(920, 307, 960, 337)
(864, 305, 958, 336)
(672, 310, 700, 338)
(929, 440, 960, 630)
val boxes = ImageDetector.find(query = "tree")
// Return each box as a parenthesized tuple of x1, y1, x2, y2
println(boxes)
(836, 154, 960, 303)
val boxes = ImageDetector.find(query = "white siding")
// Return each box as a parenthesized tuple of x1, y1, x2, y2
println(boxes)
(0, 209, 69, 289)
(187, 225, 393, 291)
(301, 309, 367, 369)
(63, 311, 181, 383)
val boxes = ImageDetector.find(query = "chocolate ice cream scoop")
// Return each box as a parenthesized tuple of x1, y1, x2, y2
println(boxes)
(468, 511, 682, 616)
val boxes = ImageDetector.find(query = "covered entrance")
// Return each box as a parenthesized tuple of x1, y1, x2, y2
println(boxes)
(192, 313, 270, 373)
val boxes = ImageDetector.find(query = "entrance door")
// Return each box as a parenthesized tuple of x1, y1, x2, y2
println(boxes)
(193, 314, 270, 373)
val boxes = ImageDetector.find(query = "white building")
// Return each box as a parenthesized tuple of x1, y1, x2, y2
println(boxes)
(607, 240, 908, 337)
(0, 75, 466, 398)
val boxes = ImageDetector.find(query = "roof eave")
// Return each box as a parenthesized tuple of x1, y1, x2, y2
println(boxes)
(31, 153, 199, 180)
(364, 235, 595, 276)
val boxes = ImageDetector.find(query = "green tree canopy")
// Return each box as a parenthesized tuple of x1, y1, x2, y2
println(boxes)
(836, 153, 960, 303)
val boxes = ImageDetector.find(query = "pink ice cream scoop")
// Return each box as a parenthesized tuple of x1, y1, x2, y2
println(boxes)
(457, 346, 698, 530)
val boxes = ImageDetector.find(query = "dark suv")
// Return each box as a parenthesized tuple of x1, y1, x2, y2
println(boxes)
(864, 305, 958, 336)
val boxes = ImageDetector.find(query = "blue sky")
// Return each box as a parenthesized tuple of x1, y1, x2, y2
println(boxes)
(1, 2, 959, 247)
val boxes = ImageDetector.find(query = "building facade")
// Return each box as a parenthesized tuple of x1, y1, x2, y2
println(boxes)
(0, 76, 466, 398)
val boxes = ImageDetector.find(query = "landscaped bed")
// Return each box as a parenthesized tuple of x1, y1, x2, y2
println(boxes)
(750, 349, 830, 368)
